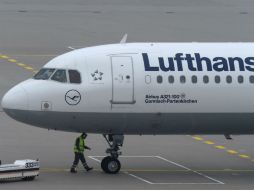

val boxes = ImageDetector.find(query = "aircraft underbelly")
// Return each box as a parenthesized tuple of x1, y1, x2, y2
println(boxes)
(4, 109, 254, 134)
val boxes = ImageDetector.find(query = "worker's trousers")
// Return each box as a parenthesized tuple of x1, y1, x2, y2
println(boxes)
(71, 152, 88, 168)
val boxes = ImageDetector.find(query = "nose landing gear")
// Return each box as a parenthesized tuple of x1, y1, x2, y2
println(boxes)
(101, 134, 124, 174)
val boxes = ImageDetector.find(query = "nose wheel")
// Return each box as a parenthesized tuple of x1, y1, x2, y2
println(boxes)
(101, 156, 121, 174)
(101, 134, 124, 174)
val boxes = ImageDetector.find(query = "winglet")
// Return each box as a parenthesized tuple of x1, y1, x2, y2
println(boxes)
(120, 34, 128, 44)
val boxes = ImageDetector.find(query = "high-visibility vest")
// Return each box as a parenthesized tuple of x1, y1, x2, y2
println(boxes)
(74, 136, 85, 153)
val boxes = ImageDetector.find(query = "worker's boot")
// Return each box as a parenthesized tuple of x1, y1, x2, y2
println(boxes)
(70, 167, 77, 173)
(85, 166, 93, 172)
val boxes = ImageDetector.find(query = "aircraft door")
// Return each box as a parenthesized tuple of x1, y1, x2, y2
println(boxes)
(111, 56, 135, 104)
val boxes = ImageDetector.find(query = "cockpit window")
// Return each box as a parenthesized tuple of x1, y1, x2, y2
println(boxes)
(68, 70, 81, 84)
(33, 68, 55, 80)
(51, 69, 67, 83)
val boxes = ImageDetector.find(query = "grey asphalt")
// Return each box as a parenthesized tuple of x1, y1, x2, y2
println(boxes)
(1, 0, 254, 189)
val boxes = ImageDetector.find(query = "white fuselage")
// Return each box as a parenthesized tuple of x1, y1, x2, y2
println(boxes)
(2, 43, 254, 134)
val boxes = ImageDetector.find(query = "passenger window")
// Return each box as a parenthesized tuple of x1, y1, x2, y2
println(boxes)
(33, 68, 55, 80)
(168, 75, 174, 83)
(203, 75, 209, 84)
(250, 75, 254, 83)
(226, 75, 232, 84)
(69, 70, 81, 84)
(51, 70, 67, 83)
(191, 75, 197, 84)
(157, 75, 163, 83)
(145, 75, 151, 84)
(180, 76, 186, 84)
(238, 75, 244, 84)
(215, 75, 220, 84)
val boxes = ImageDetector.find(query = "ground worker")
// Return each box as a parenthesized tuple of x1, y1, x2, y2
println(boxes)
(70, 133, 93, 173)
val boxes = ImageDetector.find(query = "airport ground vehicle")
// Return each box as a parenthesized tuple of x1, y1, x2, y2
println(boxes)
(0, 159, 40, 181)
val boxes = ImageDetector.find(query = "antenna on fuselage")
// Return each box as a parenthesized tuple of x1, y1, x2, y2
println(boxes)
(120, 34, 128, 44)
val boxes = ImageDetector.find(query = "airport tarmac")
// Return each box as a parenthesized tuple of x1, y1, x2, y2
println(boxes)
(1, 0, 254, 189)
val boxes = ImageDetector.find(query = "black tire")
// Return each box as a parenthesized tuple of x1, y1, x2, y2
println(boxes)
(101, 156, 111, 173)
(22, 176, 35, 181)
(101, 157, 121, 174)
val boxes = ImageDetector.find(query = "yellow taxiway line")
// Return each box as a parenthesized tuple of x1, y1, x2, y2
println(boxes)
(191, 135, 254, 163)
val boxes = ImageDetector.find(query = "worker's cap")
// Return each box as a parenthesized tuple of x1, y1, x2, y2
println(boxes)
(81, 133, 87, 137)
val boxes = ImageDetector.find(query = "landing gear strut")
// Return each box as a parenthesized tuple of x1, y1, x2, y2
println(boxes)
(101, 134, 124, 174)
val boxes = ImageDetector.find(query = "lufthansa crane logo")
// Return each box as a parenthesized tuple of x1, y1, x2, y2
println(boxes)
(65, 90, 81, 105)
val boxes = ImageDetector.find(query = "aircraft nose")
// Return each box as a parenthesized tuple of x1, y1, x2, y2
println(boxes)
(1, 84, 28, 111)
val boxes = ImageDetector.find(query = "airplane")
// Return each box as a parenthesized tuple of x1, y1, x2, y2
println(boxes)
(2, 36, 254, 174)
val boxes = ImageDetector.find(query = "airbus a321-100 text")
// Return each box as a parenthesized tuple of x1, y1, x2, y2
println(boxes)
(2, 41, 254, 173)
